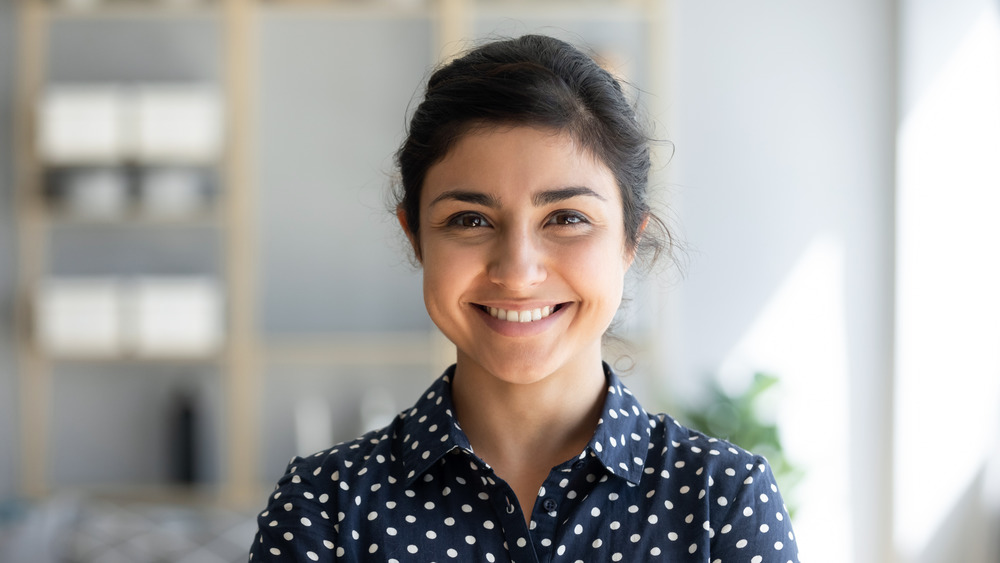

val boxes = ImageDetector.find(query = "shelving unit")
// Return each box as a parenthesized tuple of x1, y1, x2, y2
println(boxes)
(14, 0, 668, 506)
(13, 0, 258, 503)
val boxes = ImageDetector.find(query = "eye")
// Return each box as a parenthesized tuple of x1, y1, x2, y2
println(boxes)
(547, 210, 589, 226)
(447, 212, 491, 229)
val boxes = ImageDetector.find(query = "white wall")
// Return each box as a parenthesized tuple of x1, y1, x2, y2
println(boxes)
(895, 0, 1000, 561)
(667, 2, 895, 561)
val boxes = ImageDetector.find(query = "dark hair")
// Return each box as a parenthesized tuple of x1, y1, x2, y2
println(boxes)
(394, 34, 670, 265)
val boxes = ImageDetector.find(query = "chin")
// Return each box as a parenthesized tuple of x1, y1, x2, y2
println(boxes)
(462, 344, 577, 386)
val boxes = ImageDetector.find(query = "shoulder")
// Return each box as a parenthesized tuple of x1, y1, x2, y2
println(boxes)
(291, 422, 400, 481)
(272, 418, 404, 512)
(646, 412, 799, 559)
(650, 411, 762, 471)
(646, 411, 783, 515)
(249, 421, 403, 559)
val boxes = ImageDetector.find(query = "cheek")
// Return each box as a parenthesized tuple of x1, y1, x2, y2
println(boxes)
(567, 237, 628, 281)
(420, 243, 479, 310)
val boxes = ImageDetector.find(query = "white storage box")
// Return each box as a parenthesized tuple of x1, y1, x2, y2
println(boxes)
(37, 278, 124, 357)
(129, 277, 223, 357)
(139, 168, 206, 218)
(133, 85, 223, 163)
(61, 168, 129, 219)
(38, 85, 126, 164)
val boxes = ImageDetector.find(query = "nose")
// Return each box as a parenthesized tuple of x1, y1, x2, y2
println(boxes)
(487, 228, 547, 290)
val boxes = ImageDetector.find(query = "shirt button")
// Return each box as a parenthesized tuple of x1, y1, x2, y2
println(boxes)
(572, 460, 586, 469)
(542, 498, 558, 512)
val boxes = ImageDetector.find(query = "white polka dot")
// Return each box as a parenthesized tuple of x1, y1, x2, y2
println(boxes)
(668, 532, 678, 541)
(517, 537, 527, 547)
(269, 548, 281, 556)
(369, 544, 379, 554)
(752, 556, 763, 563)
(593, 539, 603, 548)
(736, 539, 748, 548)
(447, 548, 458, 557)
(300, 517, 312, 527)
(283, 532, 293, 541)
(306, 551, 319, 561)
(743, 507, 754, 517)
(689, 543, 698, 554)
(648, 514, 658, 524)
(426, 530, 437, 539)
(465, 535, 476, 545)
(591, 507, 601, 517)
(407, 545, 418, 554)
(630, 534, 641, 543)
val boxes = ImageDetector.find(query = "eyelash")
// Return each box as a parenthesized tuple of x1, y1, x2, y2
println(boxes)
(444, 210, 590, 229)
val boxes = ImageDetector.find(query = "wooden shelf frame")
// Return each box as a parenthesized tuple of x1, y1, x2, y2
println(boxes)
(12, 0, 261, 505)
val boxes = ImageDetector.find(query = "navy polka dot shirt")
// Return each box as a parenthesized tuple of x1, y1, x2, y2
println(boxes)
(250, 364, 800, 562)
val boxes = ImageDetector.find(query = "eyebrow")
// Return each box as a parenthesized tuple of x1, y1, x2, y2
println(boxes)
(532, 186, 607, 206)
(429, 186, 605, 208)
(429, 190, 501, 208)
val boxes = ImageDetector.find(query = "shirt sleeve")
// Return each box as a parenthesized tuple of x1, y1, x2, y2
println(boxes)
(249, 456, 339, 562)
(710, 455, 800, 562)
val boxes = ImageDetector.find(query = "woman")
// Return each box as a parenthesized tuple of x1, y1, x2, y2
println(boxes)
(250, 35, 799, 562)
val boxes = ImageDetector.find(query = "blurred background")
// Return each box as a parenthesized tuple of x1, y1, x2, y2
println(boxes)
(0, 0, 998, 561)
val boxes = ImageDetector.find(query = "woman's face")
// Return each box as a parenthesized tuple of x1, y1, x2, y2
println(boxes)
(407, 126, 633, 385)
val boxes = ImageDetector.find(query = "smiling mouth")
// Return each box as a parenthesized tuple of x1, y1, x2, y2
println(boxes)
(476, 304, 565, 323)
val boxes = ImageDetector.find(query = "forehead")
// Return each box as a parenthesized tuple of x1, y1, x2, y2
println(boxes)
(421, 126, 621, 206)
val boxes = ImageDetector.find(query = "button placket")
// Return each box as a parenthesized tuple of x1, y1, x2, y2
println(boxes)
(541, 497, 558, 513)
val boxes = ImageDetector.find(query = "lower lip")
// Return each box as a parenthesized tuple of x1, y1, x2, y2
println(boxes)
(474, 304, 568, 337)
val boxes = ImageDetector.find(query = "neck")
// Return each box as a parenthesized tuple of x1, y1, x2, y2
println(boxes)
(450, 352, 607, 471)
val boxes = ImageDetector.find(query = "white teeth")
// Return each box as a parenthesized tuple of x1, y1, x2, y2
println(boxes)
(486, 305, 556, 323)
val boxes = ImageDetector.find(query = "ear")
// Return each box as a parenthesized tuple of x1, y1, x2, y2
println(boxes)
(624, 214, 650, 270)
(397, 207, 422, 262)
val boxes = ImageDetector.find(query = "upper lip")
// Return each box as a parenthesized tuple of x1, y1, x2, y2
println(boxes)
(471, 301, 565, 310)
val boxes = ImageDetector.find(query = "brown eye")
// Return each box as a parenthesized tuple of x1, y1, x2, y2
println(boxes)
(448, 212, 491, 228)
(548, 211, 588, 225)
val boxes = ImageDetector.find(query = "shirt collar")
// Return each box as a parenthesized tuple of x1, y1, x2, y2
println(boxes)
(585, 363, 651, 485)
(399, 363, 651, 487)
(399, 365, 472, 487)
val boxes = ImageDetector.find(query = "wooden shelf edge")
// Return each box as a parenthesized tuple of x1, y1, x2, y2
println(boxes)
(263, 331, 445, 366)
(46, 1, 222, 21)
